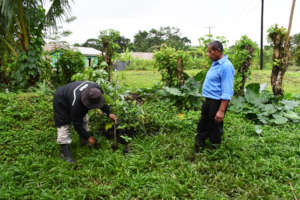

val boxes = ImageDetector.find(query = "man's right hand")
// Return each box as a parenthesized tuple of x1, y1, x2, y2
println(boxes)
(88, 136, 96, 145)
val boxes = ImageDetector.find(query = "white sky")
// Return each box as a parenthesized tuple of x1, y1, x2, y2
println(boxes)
(58, 0, 300, 46)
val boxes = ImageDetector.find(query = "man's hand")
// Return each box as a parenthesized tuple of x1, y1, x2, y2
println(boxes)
(109, 113, 118, 124)
(88, 136, 96, 145)
(215, 110, 225, 123)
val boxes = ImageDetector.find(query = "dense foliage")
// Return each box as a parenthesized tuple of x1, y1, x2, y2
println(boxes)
(229, 83, 300, 125)
(291, 33, 300, 66)
(133, 26, 191, 52)
(154, 45, 191, 87)
(52, 49, 85, 86)
(0, 91, 299, 199)
(98, 29, 121, 82)
(228, 35, 257, 96)
(0, 0, 72, 89)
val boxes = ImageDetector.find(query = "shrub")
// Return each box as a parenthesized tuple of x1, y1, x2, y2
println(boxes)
(52, 49, 85, 86)
(229, 83, 300, 125)
(154, 45, 191, 87)
(228, 35, 257, 96)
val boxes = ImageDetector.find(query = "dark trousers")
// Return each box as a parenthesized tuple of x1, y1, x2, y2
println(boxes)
(195, 98, 225, 144)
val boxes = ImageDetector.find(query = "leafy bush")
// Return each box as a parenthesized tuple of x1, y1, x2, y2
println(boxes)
(136, 76, 204, 110)
(154, 45, 191, 87)
(228, 35, 257, 96)
(52, 49, 85, 86)
(229, 83, 300, 125)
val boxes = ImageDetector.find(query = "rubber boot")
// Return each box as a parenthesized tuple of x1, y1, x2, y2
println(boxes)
(60, 144, 74, 163)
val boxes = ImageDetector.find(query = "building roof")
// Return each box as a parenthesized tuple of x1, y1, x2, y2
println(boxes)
(43, 43, 69, 52)
(43, 43, 101, 57)
(72, 46, 101, 57)
(131, 52, 153, 60)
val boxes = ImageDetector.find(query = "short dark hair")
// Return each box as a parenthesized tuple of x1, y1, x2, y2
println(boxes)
(208, 40, 223, 52)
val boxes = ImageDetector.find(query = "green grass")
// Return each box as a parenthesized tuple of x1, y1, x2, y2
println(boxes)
(114, 69, 300, 95)
(1, 69, 300, 199)
(114, 70, 161, 90)
(248, 70, 300, 94)
(1, 89, 300, 199)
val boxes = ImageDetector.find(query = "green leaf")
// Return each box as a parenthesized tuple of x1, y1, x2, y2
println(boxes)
(264, 104, 277, 115)
(104, 94, 114, 105)
(257, 114, 269, 124)
(246, 83, 260, 94)
(163, 87, 184, 96)
(193, 70, 207, 83)
(272, 114, 288, 125)
(105, 122, 114, 131)
(228, 96, 245, 112)
(284, 111, 300, 120)
(245, 89, 260, 105)
(281, 100, 299, 111)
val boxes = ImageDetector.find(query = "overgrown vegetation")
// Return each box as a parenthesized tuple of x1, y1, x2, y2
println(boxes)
(0, 90, 299, 199)
(0, 0, 72, 89)
(1, 2, 300, 198)
(154, 45, 191, 87)
(228, 35, 257, 96)
(229, 83, 300, 126)
(52, 48, 85, 86)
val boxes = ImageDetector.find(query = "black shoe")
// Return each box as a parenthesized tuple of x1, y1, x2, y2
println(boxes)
(194, 140, 205, 153)
(209, 144, 220, 150)
(60, 144, 75, 163)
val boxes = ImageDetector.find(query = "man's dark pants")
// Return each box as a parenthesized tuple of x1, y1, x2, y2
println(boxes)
(195, 98, 224, 145)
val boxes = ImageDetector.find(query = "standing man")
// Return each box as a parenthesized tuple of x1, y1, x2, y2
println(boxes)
(53, 81, 117, 163)
(194, 41, 235, 152)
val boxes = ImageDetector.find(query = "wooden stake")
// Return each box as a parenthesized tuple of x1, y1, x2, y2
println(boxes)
(289, 182, 298, 200)
(285, 0, 296, 50)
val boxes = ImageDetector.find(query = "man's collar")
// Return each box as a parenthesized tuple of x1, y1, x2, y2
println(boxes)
(212, 55, 227, 65)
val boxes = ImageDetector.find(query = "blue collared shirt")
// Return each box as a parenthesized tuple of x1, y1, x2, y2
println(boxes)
(202, 55, 235, 100)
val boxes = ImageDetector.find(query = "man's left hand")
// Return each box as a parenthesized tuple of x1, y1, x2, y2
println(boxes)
(109, 113, 118, 124)
(215, 110, 225, 123)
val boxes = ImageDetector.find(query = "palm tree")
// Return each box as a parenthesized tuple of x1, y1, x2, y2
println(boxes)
(0, 0, 72, 88)
(0, 0, 72, 55)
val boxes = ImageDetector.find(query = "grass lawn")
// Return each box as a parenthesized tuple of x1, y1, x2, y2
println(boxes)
(1, 70, 300, 199)
(115, 69, 300, 95)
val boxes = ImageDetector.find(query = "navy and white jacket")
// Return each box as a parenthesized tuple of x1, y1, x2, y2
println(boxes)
(53, 81, 111, 139)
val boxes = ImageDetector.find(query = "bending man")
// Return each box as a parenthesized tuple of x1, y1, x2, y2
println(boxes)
(53, 81, 117, 163)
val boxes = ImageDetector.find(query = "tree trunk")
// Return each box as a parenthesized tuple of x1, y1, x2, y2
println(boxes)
(237, 44, 254, 96)
(103, 43, 112, 82)
(176, 58, 184, 87)
(270, 34, 287, 96)
(238, 64, 247, 96)
(271, 0, 296, 96)
(271, 66, 284, 96)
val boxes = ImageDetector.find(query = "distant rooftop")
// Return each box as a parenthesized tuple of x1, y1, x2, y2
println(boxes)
(131, 52, 153, 60)
(72, 46, 101, 57)
(43, 43, 101, 57)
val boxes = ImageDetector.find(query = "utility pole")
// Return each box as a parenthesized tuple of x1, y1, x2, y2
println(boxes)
(204, 26, 214, 35)
(260, 0, 264, 70)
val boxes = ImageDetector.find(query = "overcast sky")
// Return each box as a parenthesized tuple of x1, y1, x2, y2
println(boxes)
(57, 0, 299, 46)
